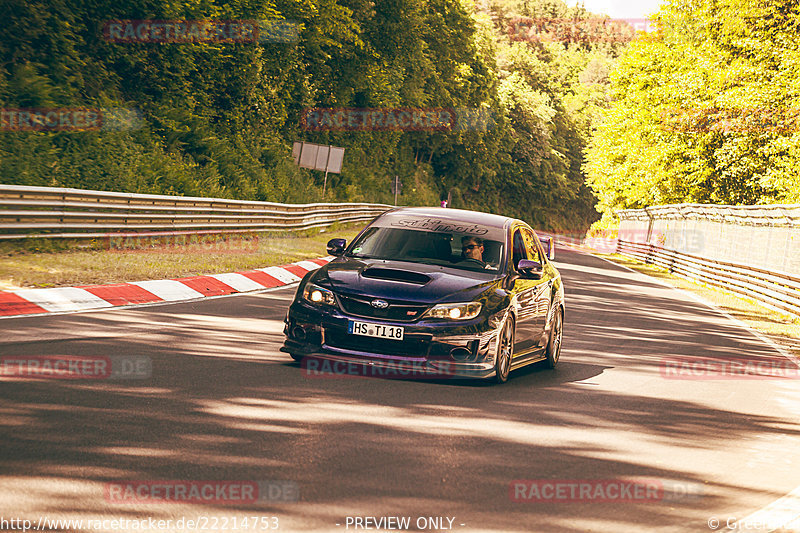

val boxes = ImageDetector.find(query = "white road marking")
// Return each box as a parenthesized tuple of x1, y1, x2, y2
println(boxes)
(583, 248, 800, 531)
(11, 287, 114, 312)
(586, 251, 799, 365)
(129, 280, 204, 301)
(210, 273, 265, 292)
(259, 266, 302, 283)
(295, 260, 323, 272)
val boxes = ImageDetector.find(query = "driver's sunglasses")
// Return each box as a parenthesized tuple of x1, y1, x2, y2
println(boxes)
(462, 244, 480, 251)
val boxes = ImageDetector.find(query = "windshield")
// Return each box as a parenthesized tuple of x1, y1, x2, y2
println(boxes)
(347, 227, 504, 272)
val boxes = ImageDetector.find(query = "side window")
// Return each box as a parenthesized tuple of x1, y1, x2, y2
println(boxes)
(521, 228, 542, 264)
(512, 229, 528, 269)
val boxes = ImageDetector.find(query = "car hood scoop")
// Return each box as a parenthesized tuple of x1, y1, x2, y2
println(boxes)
(361, 267, 430, 285)
(317, 258, 498, 303)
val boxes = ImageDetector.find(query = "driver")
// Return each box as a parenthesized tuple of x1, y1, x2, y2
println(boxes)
(460, 236, 485, 266)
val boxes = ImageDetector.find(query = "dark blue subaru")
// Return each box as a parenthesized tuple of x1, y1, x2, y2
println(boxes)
(281, 207, 564, 383)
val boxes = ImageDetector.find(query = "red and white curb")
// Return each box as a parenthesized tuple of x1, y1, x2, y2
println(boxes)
(0, 257, 332, 318)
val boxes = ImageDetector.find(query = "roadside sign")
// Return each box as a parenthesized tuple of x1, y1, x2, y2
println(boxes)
(327, 147, 345, 173)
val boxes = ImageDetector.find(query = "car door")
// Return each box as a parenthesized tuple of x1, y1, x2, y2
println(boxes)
(523, 228, 555, 349)
(509, 226, 549, 356)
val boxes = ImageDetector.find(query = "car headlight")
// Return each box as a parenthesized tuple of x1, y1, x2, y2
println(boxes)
(302, 283, 336, 306)
(424, 302, 482, 320)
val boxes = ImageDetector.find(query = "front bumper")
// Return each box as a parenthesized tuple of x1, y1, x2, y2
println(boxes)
(281, 299, 501, 379)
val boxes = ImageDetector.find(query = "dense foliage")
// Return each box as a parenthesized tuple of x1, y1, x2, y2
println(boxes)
(586, 0, 800, 220)
(0, 0, 633, 231)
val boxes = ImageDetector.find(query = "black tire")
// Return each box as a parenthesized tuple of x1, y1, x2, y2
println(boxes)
(544, 307, 563, 369)
(493, 317, 515, 384)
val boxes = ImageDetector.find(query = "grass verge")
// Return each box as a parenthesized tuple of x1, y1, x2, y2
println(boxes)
(0, 224, 364, 289)
(598, 252, 800, 357)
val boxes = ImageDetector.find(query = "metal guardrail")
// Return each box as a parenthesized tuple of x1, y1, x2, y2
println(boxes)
(0, 184, 393, 239)
(617, 203, 800, 227)
(616, 240, 800, 317)
(617, 202, 800, 275)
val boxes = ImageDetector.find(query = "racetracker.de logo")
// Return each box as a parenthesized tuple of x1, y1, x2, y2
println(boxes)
(659, 107, 800, 133)
(103, 20, 299, 44)
(507, 17, 656, 44)
(563, 228, 704, 254)
(104, 233, 259, 254)
(105, 480, 298, 504)
(301, 357, 456, 380)
(661, 357, 800, 380)
(510, 479, 703, 503)
(300, 107, 495, 131)
(0, 355, 151, 380)
(0, 108, 142, 132)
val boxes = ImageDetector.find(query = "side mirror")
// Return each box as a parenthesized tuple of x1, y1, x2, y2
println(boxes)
(540, 235, 555, 260)
(517, 259, 543, 280)
(326, 238, 347, 256)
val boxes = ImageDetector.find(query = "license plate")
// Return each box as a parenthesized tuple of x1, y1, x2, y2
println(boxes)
(348, 321, 404, 341)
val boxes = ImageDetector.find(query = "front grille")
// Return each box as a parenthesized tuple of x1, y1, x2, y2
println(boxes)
(324, 328, 431, 358)
(337, 294, 429, 322)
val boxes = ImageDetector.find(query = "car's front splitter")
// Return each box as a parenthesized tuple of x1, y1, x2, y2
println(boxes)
(280, 341, 496, 380)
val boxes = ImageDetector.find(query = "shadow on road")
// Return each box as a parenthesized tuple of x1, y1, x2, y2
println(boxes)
(1, 247, 798, 532)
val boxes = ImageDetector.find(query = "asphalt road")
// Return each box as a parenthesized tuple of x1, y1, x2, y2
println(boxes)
(2, 247, 800, 532)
